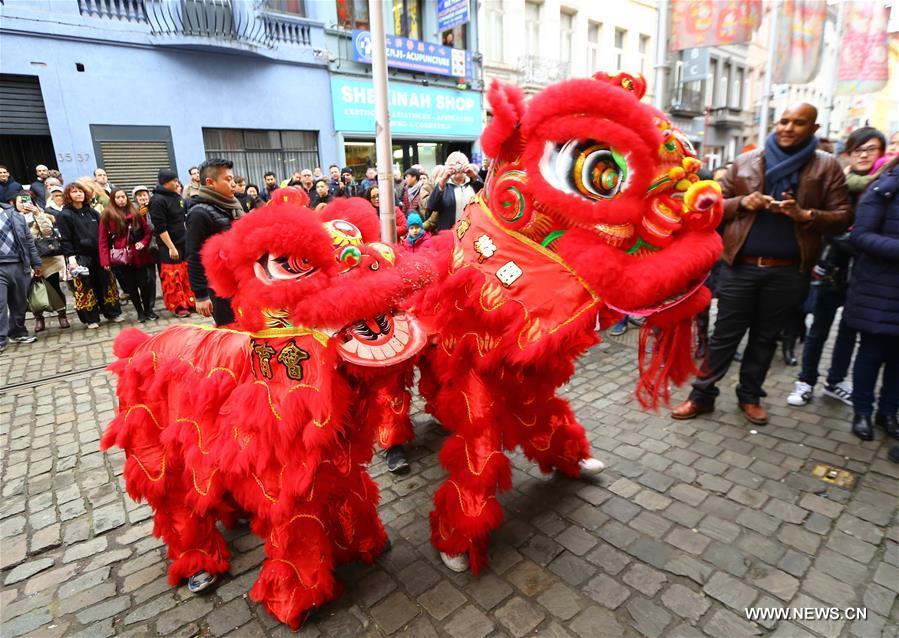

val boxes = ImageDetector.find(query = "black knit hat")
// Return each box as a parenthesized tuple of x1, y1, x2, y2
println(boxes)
(158, 168, 178, 185)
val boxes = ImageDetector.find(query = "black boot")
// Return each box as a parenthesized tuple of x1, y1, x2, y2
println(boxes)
(888, 446, 899, 464)
(875, 413, 899, 440)
(782, 341, 798, 366)
(852, 414, 874, 441)
(386, 445, 410, 474)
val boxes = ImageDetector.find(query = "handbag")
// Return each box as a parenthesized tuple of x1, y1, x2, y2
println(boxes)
(108, 222, 133, 266)
(27, 278, 66, 314)
(35, 229, 63, 258)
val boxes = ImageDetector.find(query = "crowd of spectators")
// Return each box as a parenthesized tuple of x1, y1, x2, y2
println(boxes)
(0, 151, 484, 348)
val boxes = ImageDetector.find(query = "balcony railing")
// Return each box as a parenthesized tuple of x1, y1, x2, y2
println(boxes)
(77, 0, 312, 48)
(669, 87, 704, 118)
(709, 106, 745, 128)
(146, 0, 271, 47)
(78, 0, 147, 22)
(263, 12, 311, 46)
(518, 55, 570, 87)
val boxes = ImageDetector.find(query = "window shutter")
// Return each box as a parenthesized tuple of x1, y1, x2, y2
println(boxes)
(99, 140, 172, 195)
(0, 74, 50, 135)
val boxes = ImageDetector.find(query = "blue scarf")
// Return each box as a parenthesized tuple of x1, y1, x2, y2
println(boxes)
(763, 133, 818, 199)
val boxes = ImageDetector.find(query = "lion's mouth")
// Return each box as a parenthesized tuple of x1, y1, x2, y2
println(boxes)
(604, 276, 707, 318)
(336, 312, 426, 366)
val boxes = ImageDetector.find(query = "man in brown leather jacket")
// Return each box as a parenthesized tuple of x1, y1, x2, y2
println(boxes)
(672, 103, 852, 425)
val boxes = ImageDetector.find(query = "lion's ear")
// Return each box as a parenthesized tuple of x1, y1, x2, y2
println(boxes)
(482, 80, 526, 162)
(202, 231, 240, 298)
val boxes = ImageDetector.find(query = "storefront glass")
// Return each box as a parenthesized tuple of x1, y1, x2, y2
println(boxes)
(344, 139, 473, 178)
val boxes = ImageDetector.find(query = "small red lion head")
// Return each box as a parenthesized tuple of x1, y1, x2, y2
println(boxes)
(481, 72, 723, 324)
(202, 189, 430, 366)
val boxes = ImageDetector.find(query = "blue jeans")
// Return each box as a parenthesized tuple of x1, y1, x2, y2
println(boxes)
(852, 332, 899, 417)
(0, 261, 31, 346)
(798, 287, 857, 387)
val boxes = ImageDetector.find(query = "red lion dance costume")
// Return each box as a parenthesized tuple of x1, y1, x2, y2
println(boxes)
(101, 190, 429, 629)
(415, 73, 724, 574)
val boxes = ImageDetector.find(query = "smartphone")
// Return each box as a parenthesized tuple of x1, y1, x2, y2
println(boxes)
(20, 193, 32, 205)
(768, 200, 782, 212)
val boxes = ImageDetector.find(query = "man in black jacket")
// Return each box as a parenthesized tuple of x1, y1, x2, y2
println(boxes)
(30, 164, 49, 208)
(186, 158, 242, 327)
(150, 168, 194, 317)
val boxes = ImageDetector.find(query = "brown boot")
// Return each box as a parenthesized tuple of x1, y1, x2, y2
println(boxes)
(740, 403, 769, 425)
(671, 400, 713, 420)
(58, 313, 71, 329)
(34, 314, 46, 333)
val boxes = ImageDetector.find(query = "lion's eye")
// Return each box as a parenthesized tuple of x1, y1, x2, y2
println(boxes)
(540, 139, 629, 201)
(277, 256, 313, 275)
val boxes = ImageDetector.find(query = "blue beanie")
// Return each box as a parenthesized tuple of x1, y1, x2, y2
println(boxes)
(407, 212, 423, 228)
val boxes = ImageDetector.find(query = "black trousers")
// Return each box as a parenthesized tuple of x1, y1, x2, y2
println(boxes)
(210, 291, 235, 327)
(689, 262, 804, 406)
(113, 265, 156, 316)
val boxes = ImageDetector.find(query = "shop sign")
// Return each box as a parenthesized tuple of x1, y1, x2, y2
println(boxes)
(437, 0, 470, 31)
(331, 77, 482, 138)
(352, 30, 473, 80)
(681, 48, 709, 83)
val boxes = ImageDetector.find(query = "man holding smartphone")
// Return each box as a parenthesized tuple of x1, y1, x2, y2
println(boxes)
(672, 103, 851, 426)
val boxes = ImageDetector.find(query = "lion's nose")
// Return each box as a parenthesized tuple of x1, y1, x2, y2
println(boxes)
(681, 181, 723, 231)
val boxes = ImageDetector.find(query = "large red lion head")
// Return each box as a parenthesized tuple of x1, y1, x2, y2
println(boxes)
(202, 189, 430, 366)
(480, 73, 724, 404)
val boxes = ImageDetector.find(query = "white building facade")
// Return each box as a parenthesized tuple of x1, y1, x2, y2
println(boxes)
(477, 0, 658, 98)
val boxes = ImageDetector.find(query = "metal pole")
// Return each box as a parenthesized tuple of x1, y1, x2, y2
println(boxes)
(757, 0, 779, 147)
(653, 0, 670, 110)
(822, 1, 845, 138)
(368, 0, 397, 242)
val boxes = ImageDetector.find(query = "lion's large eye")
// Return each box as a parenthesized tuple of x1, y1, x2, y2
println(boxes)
(540, 140, 628, 201)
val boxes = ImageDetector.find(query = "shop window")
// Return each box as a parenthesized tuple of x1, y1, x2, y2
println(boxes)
(202, 128, 319, 188)
(265, 0, 305, 15)
(393, 0, 421, 40)
(336, 0, 369, 30)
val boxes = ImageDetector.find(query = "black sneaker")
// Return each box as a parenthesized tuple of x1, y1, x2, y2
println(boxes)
(875, 413, 899, 440)
(146, 311, 159, 321)
(888, 445, 899, 464)
(386, 445, 410, 474)
(187, 570, 217, 594)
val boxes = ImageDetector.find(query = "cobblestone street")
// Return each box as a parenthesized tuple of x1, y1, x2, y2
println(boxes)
(1, 310, 897, 638)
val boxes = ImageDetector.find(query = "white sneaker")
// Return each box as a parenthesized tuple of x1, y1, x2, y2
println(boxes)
(822, 380, 853, 406)
(87, 323, 100, 330)
(787, 381, 813, 406)
(579, 457, 606, 476)
(440, 551, 469, 573)
(111, 315, 125, 323)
